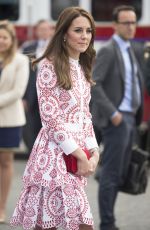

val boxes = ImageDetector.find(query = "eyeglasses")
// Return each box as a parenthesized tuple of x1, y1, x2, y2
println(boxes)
(117, 21, 137, 26)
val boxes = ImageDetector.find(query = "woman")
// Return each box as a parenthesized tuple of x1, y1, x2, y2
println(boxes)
(11, 7, 99, 230)
(0, 21, 29, 223)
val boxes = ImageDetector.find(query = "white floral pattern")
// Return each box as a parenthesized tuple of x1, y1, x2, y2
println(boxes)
(10, 58, 98, 230)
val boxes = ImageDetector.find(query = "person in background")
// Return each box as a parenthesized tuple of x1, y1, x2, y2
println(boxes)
(144, 43, 150, 154)
(21, 19, 54, 154)
(0, 20, 29, 223)
(91, 5, 144, 230)
(138, 88, 150, 154)
(144, 42, 150, 95)
(138, 42, 150, 155)
(10, 6, 99, 230)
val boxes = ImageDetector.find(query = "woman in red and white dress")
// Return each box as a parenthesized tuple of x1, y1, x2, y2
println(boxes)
(10, 6, 99, 230)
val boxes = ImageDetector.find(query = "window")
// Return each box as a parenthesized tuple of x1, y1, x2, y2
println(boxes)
(51, 0, 79, 20)
(0, 0, 19, 21)
(92, 0, 142, 22)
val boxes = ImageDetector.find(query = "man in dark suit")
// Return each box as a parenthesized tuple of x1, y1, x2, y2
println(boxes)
(22, 19, 54, 153)
(91, 5, 144, 230)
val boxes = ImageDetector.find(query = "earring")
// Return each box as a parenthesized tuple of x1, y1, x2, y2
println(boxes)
(64, 38, 66, 42)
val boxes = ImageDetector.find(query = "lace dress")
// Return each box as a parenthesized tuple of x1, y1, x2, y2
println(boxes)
(10, 58, 98, 230)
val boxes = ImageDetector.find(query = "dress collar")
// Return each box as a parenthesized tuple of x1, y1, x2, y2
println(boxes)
(69, 57, 79, 67)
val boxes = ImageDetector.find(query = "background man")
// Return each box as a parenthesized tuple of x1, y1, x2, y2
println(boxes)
(21, 19, 54, 154)
(91, 5, 144, 230)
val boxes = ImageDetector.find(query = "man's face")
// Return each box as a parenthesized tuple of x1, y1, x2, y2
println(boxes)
(113, 10, 137, 41)
(36, 21, 54, 40)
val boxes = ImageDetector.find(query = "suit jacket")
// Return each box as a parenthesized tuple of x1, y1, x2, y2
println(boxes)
(22, 40, 39, 112)
(91, 38, 144, 129)
(0, 53, 29, 127)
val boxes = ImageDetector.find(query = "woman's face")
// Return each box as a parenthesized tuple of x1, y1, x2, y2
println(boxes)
(0, 28, 12, 53)
(65, 15, 92, 59)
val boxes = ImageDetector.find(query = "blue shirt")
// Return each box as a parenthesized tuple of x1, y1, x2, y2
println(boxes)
(113, 34, 141, 114)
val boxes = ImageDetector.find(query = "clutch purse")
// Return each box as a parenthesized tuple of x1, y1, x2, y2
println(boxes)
(63, 148, 91, 174)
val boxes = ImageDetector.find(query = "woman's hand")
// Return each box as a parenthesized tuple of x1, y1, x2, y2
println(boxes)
(76, 154, 91, 176)
(72, 148, 90, 177)
(88, 150, 100, 175)
(71, 148, 100, 177)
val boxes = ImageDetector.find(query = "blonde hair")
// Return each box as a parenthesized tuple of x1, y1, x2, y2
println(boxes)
(33, 7, 96, 90)
(0, 20, 17, 66)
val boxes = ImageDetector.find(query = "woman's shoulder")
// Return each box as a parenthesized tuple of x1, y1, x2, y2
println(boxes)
(40, 58, 54, 71)
(41, 58, 53, 66)
(13, 52, 29, 63)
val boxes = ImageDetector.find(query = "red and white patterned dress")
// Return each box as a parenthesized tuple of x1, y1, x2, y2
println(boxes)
(10, 58, 98, 230)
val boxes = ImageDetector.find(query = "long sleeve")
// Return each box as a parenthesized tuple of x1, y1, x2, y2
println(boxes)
(91, 47, 117, 117)
(37, 61, 79, 155)
(0, 54, 29, 108)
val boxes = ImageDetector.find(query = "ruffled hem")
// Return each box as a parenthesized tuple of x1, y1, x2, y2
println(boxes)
(10, 184, 93, 230)
(10, 217, 93, 230)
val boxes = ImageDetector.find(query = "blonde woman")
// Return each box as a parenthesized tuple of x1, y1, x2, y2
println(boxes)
(0, 21, 29, 223)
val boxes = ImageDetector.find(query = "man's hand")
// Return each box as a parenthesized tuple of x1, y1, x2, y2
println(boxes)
(111, 111, 123, 126)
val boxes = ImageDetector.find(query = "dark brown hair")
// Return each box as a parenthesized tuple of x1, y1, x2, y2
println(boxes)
(33, 6, 96, 90)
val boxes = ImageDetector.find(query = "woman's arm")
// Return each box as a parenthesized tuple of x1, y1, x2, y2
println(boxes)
(0, 54, 29, 107)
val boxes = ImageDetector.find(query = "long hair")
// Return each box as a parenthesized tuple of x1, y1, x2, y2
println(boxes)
(33, 7, 96, 90)
(0, 20, 17, 66)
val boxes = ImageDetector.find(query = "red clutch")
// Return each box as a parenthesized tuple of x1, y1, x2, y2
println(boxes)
(63, 149, 91, 174)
